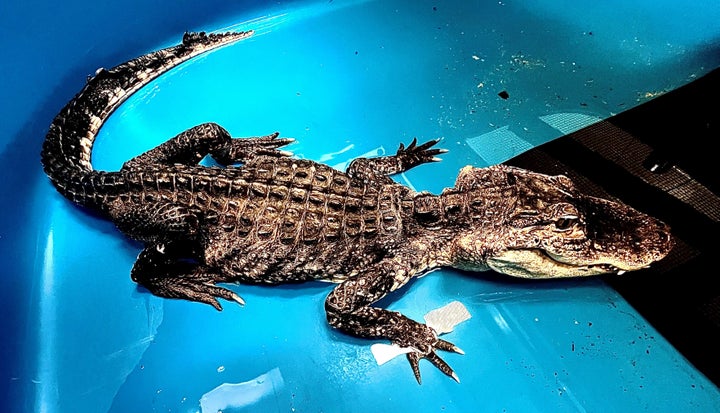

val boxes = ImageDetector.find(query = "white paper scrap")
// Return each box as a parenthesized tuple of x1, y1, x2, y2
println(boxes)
(424, 301, 472, 334)
(371, 343, 415, 365)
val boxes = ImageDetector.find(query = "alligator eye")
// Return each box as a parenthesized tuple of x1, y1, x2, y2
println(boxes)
(554, 217, 576, 231)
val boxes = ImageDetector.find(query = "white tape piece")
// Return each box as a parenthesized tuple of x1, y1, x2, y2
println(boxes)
(371, 301, 471, 365)
(371, 343, 415, 365)
(424, 301, 472, 335)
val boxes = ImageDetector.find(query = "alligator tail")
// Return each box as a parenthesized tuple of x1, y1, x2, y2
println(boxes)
(40, 30, 253, 210)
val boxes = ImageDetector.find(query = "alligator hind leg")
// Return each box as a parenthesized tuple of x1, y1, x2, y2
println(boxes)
(122, 122, 293, 169)
(131, 242, 244, 311)
(346, 138, 447, 183)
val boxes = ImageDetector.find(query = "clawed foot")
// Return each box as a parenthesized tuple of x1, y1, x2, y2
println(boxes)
(396, 138, 448, 171)
(395, 322, 463, 384)
(137, 273, 245, 311)
(215, 132, 295, 164)
(239, 132, 295, 157)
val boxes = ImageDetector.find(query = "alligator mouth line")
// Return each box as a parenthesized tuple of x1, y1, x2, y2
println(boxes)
(487, 248, 624, 279)
(543, 249, 624, 273)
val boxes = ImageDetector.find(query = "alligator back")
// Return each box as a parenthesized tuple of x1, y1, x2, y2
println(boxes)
(174, 156, 413, 282)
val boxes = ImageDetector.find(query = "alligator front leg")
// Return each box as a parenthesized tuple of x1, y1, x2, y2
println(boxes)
(324, 259, 462, 384)
(346, 138, 446, 183)
(122, 122, 293, 169)
(131, 242, 244, 311)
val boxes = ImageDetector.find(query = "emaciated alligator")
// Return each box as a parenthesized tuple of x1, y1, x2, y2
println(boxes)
(41, 30, 674, 383)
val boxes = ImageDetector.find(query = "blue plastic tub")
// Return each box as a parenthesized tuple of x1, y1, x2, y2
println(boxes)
(2, 1, 720, 411)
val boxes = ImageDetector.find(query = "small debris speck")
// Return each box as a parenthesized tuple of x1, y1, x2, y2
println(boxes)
(498, 90, 509, 99)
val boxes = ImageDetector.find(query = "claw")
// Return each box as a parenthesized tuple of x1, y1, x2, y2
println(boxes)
(264, 132, 281, 140)
(407, 352, 423, 384)
(230, 291, 246, 306)
(266, 135, 295, 146)
(416, 138, 439, 150)
(423, 149, 445, 156)
(405, 349, 460, 384)
(425, 352, 457, 381)
(204, 297, 224, 311)
(451, 372, 460, 383)
(164, 280, 246, 311)
(197, 287, 244, 311)
(436, 338, 463, 354)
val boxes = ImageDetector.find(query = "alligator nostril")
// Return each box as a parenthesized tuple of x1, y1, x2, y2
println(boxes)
(654, 230, 674, 254)
(664, 231, 674, 245)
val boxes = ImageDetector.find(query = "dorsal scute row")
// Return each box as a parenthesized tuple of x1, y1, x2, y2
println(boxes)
(121, 157, 407, 246)
(154, 157, 400, 246)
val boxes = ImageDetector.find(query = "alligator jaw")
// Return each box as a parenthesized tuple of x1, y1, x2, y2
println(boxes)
(486, 249, 621, 279)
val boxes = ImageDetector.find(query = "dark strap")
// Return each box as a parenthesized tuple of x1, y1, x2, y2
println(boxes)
(505, 67, 720, 385)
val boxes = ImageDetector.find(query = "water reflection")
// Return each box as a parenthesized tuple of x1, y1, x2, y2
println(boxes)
(199, 368, 284, 412)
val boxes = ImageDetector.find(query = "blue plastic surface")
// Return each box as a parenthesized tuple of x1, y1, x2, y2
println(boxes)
(3, 1, 720, 411)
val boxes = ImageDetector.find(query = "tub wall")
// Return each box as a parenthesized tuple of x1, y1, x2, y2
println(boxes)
(0, 1, 308, 409)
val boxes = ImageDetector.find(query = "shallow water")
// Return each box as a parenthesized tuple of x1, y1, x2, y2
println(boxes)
(4, 0, 720, 411)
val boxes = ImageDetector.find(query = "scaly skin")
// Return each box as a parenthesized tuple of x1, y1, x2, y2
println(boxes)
(41, 31, 674, 384)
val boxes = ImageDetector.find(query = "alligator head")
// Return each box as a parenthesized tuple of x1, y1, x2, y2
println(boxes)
(443, 165, 674, 278)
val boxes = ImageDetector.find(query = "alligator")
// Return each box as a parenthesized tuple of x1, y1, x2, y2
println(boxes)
(41, 30, 674, 384)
